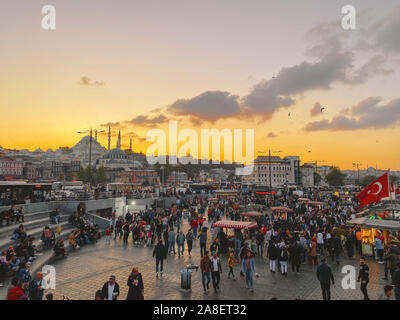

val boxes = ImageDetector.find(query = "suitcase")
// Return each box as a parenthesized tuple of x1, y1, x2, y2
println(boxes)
(181, 269, 192, 289)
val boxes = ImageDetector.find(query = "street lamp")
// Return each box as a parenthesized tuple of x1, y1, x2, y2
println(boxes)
(77, 128, 105, 185)
(268, 149, 282, 197)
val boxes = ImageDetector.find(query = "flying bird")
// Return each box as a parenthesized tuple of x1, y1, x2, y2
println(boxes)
(320, 106, 325, 113)
(288, 112, 291, 117)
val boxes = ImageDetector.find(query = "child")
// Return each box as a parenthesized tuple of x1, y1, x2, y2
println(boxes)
(105, 227, 111, 245)
(228, 252, 239, 279)
(147, 230, 152, 247)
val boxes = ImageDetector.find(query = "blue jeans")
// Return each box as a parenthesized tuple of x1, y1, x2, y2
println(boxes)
(202, 272, 211, 291)
(193, 228, 198, 238)
(178, 243, 184, 256)
(156, 258, 163, 273)
(169, 241, 175, 254)
(245, 270, 253, 289)
(395, 287, 400, 300)
(234, 240, 241, 256)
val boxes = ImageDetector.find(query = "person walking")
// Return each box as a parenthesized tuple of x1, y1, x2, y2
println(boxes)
(289, 241, 301, 274)
(105, 227, 111, 245)
(168, 228, 176, 255)
(227, 252, 239, 279)
(126, 267, 144, 300)
(200, 251, 211, 294)
(210, 251, 222, 292)
(358, 257, 370, 300)
(316, 258, 335, 300)
(186, 229, 194, 257)
(267, 241, 279, 273)
(198, 229, 207, 257)
(101, 275, 120, 300)
(122, 222, 130, 244)
(391, 262, 400, 300)
(176, 230, 185, 258)
(153, 240, 167, 277)
(279, 244, 289, 276)
(242, 251, 255, 291)
(374, 237, 384, 264)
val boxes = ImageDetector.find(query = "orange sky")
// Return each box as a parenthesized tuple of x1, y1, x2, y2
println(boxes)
(1, 1, 399, 170)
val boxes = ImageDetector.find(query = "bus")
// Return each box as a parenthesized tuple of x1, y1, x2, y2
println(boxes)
(0, 181, 52, 206)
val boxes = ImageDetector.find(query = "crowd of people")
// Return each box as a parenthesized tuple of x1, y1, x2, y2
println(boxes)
(1, 204, 102, 297)
(2, 188, 399, 300)
(94, 189, 400, 300)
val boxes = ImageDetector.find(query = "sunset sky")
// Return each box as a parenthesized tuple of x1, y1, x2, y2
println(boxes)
(0, 0, 399, 170)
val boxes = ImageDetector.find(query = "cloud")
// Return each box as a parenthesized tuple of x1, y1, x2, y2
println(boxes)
(79, 76, 105, 86)
(310, 102, 323, 117)
(166, 91, 241, 122)
(127, 114, 168, 127)
(304, 97, 400, 131)
(100, 122, 122, 128)
(363, 5, 400, 53)
(267, 132, 277, 138)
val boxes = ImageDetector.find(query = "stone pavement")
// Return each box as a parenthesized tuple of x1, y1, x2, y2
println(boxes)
(46, 219, 389, 300)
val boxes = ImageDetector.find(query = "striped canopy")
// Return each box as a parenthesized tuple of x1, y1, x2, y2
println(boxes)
(271, 206, 294, 213)
(213, 220, 258, 230)
(240, 211, 263, 217)
(307, 201, 325, 205)
(207, 197, 219, 201)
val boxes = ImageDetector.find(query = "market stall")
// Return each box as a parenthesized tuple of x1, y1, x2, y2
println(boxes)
(213, 220, 258, 251)
(270, 206, 294, 220)
(349, 217, 400, 256)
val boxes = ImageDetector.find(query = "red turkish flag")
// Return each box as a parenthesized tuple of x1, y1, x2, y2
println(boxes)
(396, 186, 400, 195)
(356, 173, 389, 208)
(133, 174, 136, 183)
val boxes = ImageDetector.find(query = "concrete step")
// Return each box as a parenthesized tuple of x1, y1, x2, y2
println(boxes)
(0, 215, 69, 239)
(0, 221, 72, 253)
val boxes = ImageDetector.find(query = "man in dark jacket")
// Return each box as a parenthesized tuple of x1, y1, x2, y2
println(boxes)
(267, 241, 279, 273)
(392, 262, 400, 300)
(28, 272, 45, 300)
(101, 275, 120, 300)
(153, 240, 167, 277)
(316, 258, 335, 300)
(358, 257, 370, 300)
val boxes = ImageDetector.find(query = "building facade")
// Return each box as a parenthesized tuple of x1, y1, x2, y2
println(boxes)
(243, 155, 301, 187)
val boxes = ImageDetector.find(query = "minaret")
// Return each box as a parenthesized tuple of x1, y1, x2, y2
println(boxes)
(116, 130, 121, 149)
(129, 137, 132, 152)
(108, 125, 111, 150)
(95, 130, 98, 141)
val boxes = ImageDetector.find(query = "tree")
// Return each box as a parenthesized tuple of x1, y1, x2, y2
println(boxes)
(95, 166, 108, 184)
(325, 167, 346, 186)
(359, 175, 377, 187)
(313, 172, 322, 185)
(76, 167, 88, 183)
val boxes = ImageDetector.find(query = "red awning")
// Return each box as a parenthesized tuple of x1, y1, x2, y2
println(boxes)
(240, 211, 263, 217)
(212, 220, 258, 230)
(207, 197, 219, 201)
(271, 206, 294, 213)
(307, 201, 325, 205)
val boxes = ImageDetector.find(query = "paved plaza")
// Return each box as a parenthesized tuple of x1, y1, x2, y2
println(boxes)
(46, 218, 390, 300)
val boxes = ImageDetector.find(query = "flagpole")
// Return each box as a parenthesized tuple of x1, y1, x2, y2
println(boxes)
(388, 169, 395, 219)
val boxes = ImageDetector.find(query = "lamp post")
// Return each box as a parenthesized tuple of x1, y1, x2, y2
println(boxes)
(268, 149, 282, 198)
(77, 128, 105, 186)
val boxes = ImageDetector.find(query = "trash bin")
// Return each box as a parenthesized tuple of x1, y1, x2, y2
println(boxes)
(181, 269, 192, 289)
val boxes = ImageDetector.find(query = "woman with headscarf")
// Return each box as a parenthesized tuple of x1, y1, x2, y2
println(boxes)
(126, 267, 144, 300)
